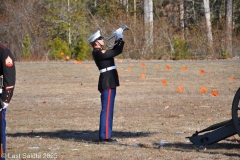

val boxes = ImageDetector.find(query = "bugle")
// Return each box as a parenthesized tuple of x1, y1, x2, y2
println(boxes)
(105, 25, 129, 48)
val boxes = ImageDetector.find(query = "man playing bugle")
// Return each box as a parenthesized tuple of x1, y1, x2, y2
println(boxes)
(87, 27, 125, 142)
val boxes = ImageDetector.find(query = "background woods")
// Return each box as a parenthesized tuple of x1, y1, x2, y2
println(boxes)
(0, 0, 239, 61)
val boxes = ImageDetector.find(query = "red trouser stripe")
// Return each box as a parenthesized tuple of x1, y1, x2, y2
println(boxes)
(106, 89, 111, 139)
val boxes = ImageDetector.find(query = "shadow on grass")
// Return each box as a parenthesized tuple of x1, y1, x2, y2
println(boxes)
(153, 142, 240, 158)
(7, 130, 154, 143)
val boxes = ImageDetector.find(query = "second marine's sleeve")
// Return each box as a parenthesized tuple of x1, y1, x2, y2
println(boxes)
(1, 48, 16, 103)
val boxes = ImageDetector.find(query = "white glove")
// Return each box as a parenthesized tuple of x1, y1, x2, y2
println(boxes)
(115, 28, 123, 34)
(3, 102, 8, 109)
(0, 102, 8, 111)
(114, 28, 124, 40)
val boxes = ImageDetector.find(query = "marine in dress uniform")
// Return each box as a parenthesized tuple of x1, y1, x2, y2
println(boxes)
(87, 28, 124, 142)
(0, 45, 16, 159)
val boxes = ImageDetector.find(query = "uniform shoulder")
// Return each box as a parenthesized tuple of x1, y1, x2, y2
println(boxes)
(0, 45, 8, 50)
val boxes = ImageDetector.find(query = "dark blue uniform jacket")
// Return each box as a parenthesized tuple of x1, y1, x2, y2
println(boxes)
(92, 39, 124, 91)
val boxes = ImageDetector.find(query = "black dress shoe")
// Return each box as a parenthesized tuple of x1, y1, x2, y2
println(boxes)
(100, 139, 117, 142)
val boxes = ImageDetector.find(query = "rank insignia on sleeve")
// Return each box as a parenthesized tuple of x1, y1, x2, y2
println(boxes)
(5, 56, 13, 67)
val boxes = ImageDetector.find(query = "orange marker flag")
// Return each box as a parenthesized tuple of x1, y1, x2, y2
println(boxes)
(200, 69, 204, 75)
(129, 62, 133, 66)
(182, 66, 187, 71)
(85, 64, 89, 68)
(141, 62, 146, 67)
(60, 52, 64, 56)
(162, 80, 167, 86)
(200, 87, 207, 93)
(127, 68, 131, 72)
(74, 60, 82, 64)
(65, 56, 70, 60)
(177, 86, 184, 92)
(141, 73, 146, 79)
(166, 65, 171, 70)
(156, 64, 160, 68)
(230, 76, 233, 82)
(212, 89, 218, 96)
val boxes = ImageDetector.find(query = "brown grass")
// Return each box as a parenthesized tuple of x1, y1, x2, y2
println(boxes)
(6, 59, 240, 160)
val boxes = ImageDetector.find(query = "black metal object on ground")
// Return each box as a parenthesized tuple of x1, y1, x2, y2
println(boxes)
(187, 88, 240, 145)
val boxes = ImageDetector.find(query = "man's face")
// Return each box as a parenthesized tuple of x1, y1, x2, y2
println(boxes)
(96, 39, 105, 46)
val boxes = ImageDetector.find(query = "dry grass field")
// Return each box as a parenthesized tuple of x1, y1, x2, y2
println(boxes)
(5, 59, 240, 160)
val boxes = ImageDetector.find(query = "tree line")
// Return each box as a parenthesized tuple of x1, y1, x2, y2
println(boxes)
(0, 0, 239, 61)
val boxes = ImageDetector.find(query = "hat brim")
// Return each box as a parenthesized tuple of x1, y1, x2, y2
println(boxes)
(87, 30, 103, 43)
(95, 36, 104, 41)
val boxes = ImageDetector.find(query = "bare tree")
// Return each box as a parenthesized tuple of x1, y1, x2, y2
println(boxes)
(178, 0, 185, 39)
(226, 0, 233, 57)
(134, 0, 136, 25)
(94, 0, 97, 7)
(0, 0, 47, 60)
(203, 0, 213, 55)
(143, 0, 154, 55)
(121, 0, 128, 13)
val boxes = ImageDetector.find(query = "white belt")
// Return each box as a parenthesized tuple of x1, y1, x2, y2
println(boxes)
(99, 66, 116, 73)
